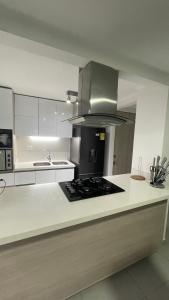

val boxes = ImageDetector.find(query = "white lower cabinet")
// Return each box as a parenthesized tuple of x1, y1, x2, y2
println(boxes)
(36, 169, 74, 184)
(55, 168, 74, 182)
(35, 170, 56, 184)
(15, 172, 36, 186)
(0, 173, 15, 187)
(1, 168, 75, 187)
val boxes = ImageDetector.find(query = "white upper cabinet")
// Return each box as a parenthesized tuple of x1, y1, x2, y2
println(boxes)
(0, 87, 13, 129)
(14, 95, 73, 138)
(56, 101, 73, 138)
(39, 98, 57, 136)
(15, 95, 38, 136)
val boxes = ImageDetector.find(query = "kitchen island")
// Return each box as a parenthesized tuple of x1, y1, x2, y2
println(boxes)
(0, 174, 168, 300)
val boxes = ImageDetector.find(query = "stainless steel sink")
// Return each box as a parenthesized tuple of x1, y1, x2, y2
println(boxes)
(52, 161, 68, 165)
(33, 162, 51, 166)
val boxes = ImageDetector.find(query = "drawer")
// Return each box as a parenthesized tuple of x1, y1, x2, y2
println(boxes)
(15, 171, 36, 186)
(35, 170, 55, 184)
(0, 173, 15, 187)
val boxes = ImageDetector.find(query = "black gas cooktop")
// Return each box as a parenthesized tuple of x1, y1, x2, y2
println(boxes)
(59, 177, 125, 202)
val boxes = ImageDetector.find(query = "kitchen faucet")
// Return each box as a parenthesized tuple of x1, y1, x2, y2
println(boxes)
(47, 152, 52, 163)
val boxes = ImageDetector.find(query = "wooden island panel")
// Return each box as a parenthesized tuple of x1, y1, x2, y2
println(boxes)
(0, 200, 167, 300)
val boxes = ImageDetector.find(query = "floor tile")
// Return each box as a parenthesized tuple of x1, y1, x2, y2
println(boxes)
(127, 253, 169, 297)
(67, 293, 82, 300)
(146, 281, 169, 300)
(81, 270, 145, 300)
(157, 240, 169, 261)
(165, 227, 169, 241)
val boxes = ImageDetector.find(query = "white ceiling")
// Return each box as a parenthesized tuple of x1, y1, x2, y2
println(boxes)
(0, 43, 79, 100)
(0, 0, 169, 83)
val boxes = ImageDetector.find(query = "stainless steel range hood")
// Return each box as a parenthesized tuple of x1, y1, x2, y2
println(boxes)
(67, 61, 132, 127)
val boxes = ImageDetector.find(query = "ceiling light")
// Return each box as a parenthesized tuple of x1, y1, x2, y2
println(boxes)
(66, 95, 71, 104)
(66, 90, 78, 104)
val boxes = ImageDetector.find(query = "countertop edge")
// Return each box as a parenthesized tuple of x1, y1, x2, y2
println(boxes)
(14, 165, 75, 172)
(0, 195, 168, 247)
(14, 161, 75, 172)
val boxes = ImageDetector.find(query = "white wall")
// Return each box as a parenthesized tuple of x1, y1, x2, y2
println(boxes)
(132, 83, 169, 175)
(162, 92, 169, 158)
(162, 92, 169, 183)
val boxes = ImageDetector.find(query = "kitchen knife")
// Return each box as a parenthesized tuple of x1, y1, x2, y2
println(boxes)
(150, 157, 156, 183)
(164, 170, 169, 179)
(160, 157, 167, 168)
(156, 158, 169, 181)
(156, 170, 169, 183)
(156, 155, 160, 167)
(163, 160, 169, 172)
(156, 156, 167, 180)
(154, 155, 160, 180)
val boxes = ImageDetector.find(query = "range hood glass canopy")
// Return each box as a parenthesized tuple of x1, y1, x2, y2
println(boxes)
(66, 61, 132, 127)
(68, 113, 130, 127)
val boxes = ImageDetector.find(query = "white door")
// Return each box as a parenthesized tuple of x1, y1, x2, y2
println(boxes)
(0, 88, 13, 129)
(39, 98, 57, 136)
(56, 101, 73, 138)
(15, 95, 38, 136)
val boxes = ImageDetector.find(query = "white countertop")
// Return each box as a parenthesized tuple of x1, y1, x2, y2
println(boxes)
(14, 160, 75, 172)
(0, 174, 169, 246)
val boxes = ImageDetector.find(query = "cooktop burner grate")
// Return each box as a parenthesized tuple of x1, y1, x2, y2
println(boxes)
(59, 177, 125, 202)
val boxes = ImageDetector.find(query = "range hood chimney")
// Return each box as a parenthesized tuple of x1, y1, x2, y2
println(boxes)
(67, 61, 132, 127)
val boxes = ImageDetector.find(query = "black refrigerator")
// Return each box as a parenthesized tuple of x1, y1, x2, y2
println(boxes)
(70, 126, 106, 179)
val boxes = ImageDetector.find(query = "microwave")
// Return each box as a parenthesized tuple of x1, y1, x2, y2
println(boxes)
(0, 129, 13, 172)
(0, 129, 13, 149)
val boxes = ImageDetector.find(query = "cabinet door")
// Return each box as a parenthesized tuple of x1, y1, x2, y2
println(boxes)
(55, 168, 74, 182)
(56, 102, 73, 138)
(39, 99, 56, 137)
(0, 88, 13, 129)
(35, 170, 55, 184)
(0, 173, 14, 187)
(15, 171, 36, 186)
(15, 95, 38, 136)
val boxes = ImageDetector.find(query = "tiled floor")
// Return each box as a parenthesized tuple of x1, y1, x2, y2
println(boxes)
(68, 221, 169, 300)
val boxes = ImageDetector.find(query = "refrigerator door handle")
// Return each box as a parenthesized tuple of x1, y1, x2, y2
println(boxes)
(89, 149, 97, 163)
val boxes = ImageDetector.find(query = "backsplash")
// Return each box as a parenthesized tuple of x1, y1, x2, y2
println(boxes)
(14, 136, 70, 162)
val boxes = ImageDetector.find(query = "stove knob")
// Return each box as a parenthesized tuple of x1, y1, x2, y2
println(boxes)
(65, 184, 71, 189)
(70, 189, 76, 195)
